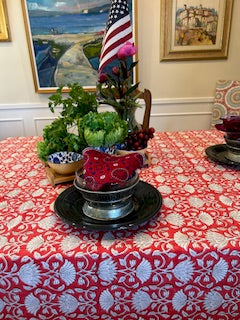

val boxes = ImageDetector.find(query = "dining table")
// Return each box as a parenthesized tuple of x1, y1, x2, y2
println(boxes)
(1, 129, 240, 320)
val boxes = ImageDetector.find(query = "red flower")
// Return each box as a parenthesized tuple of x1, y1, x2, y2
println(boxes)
(99, 73, 108, 83)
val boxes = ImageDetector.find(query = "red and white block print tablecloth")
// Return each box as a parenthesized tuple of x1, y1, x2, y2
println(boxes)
(1, 130, 240, 320)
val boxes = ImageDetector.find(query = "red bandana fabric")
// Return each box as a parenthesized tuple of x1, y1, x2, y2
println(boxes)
(82, 148, 144, 190)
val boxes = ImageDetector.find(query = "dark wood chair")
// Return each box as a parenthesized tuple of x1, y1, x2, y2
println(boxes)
(137, 89, 152, 130)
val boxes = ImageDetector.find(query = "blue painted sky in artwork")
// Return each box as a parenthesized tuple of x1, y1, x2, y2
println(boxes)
(26, 0, 111, 13)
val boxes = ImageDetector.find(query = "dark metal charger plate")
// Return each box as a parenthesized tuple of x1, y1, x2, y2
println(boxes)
(205, 144, 240, 167)
(54, 181, 162, 231)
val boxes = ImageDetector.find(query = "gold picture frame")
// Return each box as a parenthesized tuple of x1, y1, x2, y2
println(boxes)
(0, 0, 10, 42)
(21, 0, 138, 93)
(160, 0, 233, 61)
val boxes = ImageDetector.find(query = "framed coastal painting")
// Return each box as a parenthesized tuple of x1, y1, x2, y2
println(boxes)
(160, 0, 233, 61)
(0, 0, 11, 41)
(21, 0, 137, 93)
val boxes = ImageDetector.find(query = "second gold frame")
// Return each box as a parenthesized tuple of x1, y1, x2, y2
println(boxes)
(160, 0, 233, 61)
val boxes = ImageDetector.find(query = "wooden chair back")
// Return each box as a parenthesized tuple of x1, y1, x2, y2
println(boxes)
(137, 89, 152, 130)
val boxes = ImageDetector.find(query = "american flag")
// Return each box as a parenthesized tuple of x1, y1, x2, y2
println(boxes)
(98, 0, 133, 73)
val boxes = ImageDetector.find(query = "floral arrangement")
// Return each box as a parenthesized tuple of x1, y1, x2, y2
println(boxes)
(97, 41, 155, 151)
(97, 42, 141, 121)
(215, 115, 240, 140)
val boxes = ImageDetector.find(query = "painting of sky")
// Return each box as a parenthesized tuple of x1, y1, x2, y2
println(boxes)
(27, 0, 110, 13)
(176, 0, 220, 11)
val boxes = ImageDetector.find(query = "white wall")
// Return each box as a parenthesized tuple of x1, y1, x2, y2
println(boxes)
(0, 0, 239, 139)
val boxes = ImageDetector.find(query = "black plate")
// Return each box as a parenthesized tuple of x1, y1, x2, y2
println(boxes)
(54, 181, 162, 231)
(205, 144, 240, 167)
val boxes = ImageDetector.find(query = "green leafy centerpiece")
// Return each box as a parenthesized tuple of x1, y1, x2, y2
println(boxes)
(37, 83, 98, 162)
(37, 83, 128, 179)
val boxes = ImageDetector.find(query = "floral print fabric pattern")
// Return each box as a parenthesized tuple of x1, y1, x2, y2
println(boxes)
(211, 80, 240, 128)
(1, 131, 240, 319)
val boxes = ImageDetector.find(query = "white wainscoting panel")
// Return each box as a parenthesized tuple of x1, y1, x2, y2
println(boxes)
(0, 97, 214, 140)
(0, 118, 25, 139)
(136, 97, 214, 131)
(34, 117, 57, 136)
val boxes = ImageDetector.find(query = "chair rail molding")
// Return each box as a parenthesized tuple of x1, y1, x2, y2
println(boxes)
(0, 102, 45, 110)
(0, 96, 215, 139)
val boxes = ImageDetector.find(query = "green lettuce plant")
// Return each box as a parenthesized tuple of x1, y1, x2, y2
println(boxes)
(79, 111, 128, 148)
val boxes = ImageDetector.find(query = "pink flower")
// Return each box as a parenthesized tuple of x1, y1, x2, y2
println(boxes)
(99, 73, 108, 83)
(117, 41, 138, 60)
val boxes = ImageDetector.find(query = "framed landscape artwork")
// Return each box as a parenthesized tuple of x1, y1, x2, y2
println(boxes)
(0, 0, 11, 41)
(160, 0, 233, 61)
(21, 0, 137, 93)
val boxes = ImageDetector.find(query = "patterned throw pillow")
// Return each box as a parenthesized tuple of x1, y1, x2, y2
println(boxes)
(211, 80, 240, 128)
(82, 148, 144, 190)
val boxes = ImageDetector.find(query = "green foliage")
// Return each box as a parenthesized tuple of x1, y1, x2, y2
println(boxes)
(38, 83, 97, 161)
(83, 127, 105, 147)
(79, 111, 128, 148)
(48, 83, 98, 124)
(97, 60, 141, 114)
(37, 118, 87, 162)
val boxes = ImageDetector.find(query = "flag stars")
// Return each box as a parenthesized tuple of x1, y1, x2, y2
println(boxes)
(98, 0, 132, 72)
(109, 0, 128, 18)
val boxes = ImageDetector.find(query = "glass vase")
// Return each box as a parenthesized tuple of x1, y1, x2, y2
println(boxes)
(116, 107, 141, 133)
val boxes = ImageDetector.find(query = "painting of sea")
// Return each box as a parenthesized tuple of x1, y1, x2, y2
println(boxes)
(21, 0, 134, 92)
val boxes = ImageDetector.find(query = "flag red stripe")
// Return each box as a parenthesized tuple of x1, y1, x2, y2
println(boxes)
(98, 0, 133, 73)
(99, 21, 132, 65)
(101, 15, 131, 48)
(99, 20, 132, 71)
(100, 29, 132, 63)
(99, 33, 132, 71)
(102, 20, 131, 49)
